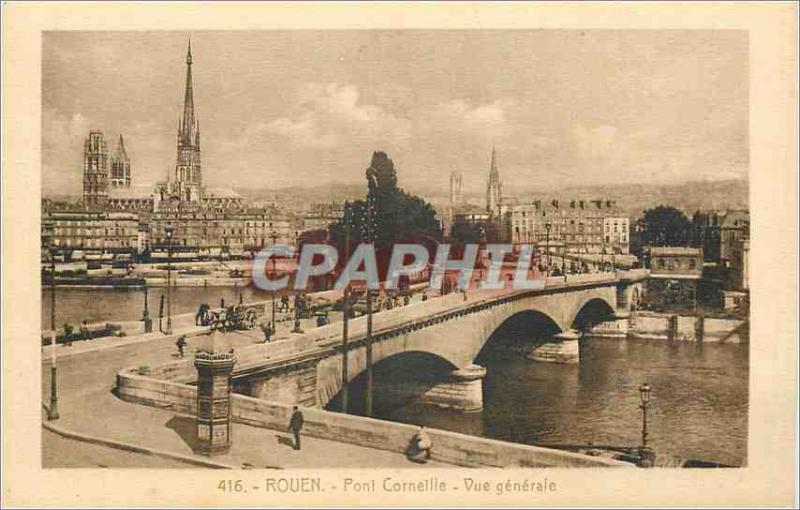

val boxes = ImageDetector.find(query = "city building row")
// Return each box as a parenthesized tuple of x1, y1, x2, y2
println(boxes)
(446, 145, 630, 255)
(42, 41, 343, 260)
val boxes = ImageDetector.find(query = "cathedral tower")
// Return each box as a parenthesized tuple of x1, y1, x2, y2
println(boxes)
(449, 171, 463, 207)
(83, 130, 109, 209)
(173, 39, 202, 202)
(486, 144, 502, 215)
(110, 134, 131, 188)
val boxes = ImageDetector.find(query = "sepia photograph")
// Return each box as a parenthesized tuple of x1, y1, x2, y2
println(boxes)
(2, 2, 797, 508)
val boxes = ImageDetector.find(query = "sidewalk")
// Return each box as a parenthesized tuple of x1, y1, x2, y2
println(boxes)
(45, 385, 451, 469)
(41, 307, 454, 469)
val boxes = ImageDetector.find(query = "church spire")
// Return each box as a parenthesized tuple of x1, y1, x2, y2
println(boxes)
(180, 38, 195, 145)
(489, 142, 498, 178)
(486, 142, 502, 214)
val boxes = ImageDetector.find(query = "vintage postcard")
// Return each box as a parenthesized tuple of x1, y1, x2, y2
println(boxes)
(2, 2, 797, 508)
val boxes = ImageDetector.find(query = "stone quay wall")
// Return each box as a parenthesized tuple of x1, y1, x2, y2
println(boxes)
(116, 366, 630, 468)
(589, 311, 748, 344)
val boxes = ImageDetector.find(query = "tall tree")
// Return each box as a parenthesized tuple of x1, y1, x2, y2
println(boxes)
(633, 205, 692, 252)
(329, 152, 441, 276)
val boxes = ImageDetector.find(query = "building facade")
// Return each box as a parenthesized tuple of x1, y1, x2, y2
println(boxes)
(691, 209, 750, 264)
(502, 199, 629, 254)
(644, 246, 704, 310)
(45, 209, 140, 252)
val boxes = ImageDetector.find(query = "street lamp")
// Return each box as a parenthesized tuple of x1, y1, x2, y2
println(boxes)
(639, 383, 652, 447)
(165, 223, 174, 335)
(638, 382, 654, 467)
(47, 245, 59, 420)
(340, 204, 352, 414)
(269, 231, 279, 330)
(545, 223, 552, 275)
(365, 193, 375, 417)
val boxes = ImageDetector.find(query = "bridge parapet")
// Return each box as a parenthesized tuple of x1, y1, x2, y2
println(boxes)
(217, 275, 630, 380)
(616, 268, 650, 282)
(116, 364, 631, 468)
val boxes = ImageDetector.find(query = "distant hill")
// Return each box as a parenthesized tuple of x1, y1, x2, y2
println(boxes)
(44, 178, 748, 220)
(460, 179, 749, 218)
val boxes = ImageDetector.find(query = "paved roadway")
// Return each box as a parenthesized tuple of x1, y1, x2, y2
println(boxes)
(41, 290, 450, 469)
(42, 428, 192, 469)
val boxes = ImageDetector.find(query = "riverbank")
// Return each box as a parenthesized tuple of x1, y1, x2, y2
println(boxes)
(588, 311, 748, 344)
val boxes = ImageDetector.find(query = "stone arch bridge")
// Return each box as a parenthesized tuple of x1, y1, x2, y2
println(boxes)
(226, 270, 648, 413)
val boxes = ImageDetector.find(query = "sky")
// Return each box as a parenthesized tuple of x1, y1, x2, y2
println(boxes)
(42, 30, 748, 197)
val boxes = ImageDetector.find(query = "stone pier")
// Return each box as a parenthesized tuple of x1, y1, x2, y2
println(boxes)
(527, 330, 580, 364)
(418, 364, 486, 412)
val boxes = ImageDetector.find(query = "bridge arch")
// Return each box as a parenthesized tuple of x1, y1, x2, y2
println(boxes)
(325, 350, 459, 414)
(571, 297, 616, 332)
(476, 309, 563, 361)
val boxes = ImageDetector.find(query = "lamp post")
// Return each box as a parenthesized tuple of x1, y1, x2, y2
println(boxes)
(165, 223, 174, 335)
(269, 231, 279, 330)
(545, 223, 552, 275)
(141, 287, 152, 333)
(365, 193, 375, 417)
(637, 382, 656, 467)
(639, 383, 651, 447)
(47, 246, 59, 420)
(340, 204, 351, 414)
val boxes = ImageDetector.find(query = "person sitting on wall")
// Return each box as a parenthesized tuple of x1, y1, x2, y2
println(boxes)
(406, 425, 432, 463)
(80, 319, 90, 342)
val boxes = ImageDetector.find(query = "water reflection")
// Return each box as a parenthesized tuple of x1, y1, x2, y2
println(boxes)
(376, 336, 748, 466)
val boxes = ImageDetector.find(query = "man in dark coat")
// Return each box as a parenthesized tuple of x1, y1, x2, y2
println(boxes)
(288, 406, 304, 450)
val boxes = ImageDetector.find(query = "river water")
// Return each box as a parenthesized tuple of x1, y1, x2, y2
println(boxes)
(42, 288, 749, 467)
(377, 337, 749, 467)
(41, 286, 276, 327)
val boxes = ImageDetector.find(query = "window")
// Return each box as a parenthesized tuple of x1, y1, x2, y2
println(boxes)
(689, 259, 697, 270)
(657, 258, 665, 269)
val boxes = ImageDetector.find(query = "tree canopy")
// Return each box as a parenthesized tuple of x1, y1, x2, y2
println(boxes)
(328, 151, 441, 275)
(633, 205, 692, 252)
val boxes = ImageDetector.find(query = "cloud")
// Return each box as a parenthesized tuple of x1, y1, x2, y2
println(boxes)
(265, 116, 337, 148)
(42, 108, 92, 195)
(570, 123, 621, 165)
(257, 83, 411, 149)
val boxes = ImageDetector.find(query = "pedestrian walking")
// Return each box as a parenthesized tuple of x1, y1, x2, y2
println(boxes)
(175, 334, 187, 358)
(288, 406, 304, 450)
(260, 321, 274, 343)
(421, 291, 428, 302)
